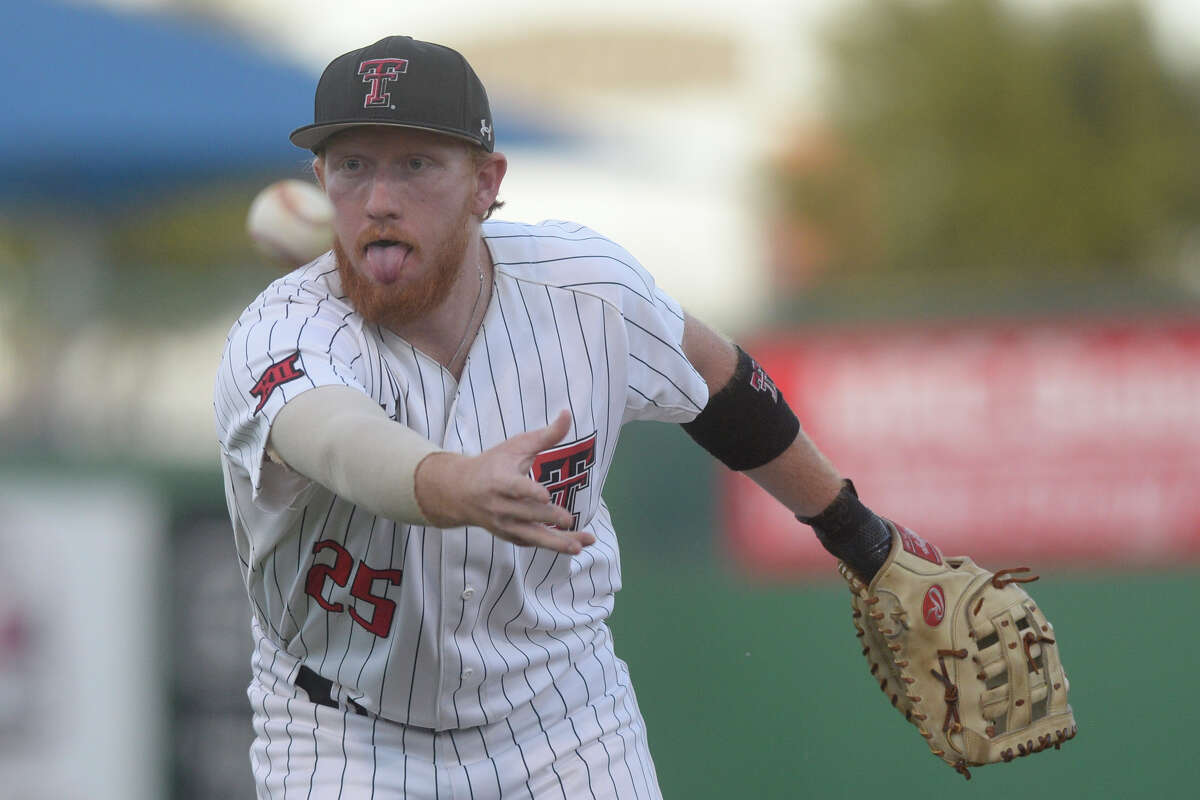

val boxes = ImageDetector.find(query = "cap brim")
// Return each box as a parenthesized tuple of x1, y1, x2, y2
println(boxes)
(289, 120, 490, 152)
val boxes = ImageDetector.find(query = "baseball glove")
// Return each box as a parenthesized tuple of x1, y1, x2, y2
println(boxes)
(838, 522, 1077, 779)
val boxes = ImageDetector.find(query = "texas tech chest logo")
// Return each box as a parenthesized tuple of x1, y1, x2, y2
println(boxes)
(530, 432, 597, 531)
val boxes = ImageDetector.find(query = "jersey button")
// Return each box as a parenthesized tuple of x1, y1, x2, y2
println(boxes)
(462, 667, 474, 678)
(461, 586, 475, 600)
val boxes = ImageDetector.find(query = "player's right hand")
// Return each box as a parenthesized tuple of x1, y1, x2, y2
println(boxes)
(414, 411, 596, 555)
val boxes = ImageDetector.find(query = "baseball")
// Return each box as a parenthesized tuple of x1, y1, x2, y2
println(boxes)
(246, 179, 334, 268)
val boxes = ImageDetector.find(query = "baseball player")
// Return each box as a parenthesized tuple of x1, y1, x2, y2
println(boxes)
(215, 36, 895, 798)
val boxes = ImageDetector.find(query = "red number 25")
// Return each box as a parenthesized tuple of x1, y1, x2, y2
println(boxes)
(304, 540, 403, 637)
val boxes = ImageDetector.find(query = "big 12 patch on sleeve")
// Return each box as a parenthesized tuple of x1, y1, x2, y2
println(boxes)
(250, 352, 306, 413)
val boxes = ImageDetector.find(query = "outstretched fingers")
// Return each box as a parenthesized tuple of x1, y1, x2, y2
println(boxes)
(501, 472, 552, 503)
(508, 410, 572, 465)
(457, 409, 597, 553)
(492, 487, 574, 529)
(498, 520, 596, 555)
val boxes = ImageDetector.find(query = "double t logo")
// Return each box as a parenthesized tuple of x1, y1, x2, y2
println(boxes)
(530, 432, 597, 531)
(359, 58, 409, 107)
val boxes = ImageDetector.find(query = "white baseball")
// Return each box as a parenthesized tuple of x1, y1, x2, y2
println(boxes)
(246, 179, 335, 268)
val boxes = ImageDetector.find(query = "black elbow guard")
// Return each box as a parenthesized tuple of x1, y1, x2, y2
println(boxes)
(680, 346, 800, 471)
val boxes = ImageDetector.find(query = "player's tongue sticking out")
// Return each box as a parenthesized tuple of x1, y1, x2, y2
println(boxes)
(364, 241, 410, 284)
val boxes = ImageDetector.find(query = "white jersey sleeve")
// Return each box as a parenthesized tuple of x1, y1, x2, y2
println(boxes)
(214, 257, 370, 510)
(616, 259, 706, 425)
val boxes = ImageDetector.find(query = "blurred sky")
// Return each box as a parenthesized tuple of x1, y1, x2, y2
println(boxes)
(77, 1, 1200, 273)
(69, 0, 1200, 284)
(87, 0, 1200, 77)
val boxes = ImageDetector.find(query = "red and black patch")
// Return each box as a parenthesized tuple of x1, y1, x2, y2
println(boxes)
(897, 524, 943, 565)
(530, 432, 597, 531)
(748, 359, 780, 402)
(250, 352, 305, 414)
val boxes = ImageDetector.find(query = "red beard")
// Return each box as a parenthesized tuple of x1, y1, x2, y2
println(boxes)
(334, 206, 472, 330)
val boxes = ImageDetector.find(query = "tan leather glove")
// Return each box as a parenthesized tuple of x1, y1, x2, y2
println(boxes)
(838, 522, 1077, 779)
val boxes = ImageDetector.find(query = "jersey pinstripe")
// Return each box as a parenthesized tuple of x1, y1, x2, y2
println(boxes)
(214, 219, 709, 741)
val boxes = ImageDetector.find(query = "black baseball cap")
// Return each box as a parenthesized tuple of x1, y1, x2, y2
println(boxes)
(290, 36, 494, 153)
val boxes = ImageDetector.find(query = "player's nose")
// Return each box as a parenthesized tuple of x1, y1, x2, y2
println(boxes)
(363, 174, 404, 221)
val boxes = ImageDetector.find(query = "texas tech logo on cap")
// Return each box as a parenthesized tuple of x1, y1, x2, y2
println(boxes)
(359, 58, 408, 107)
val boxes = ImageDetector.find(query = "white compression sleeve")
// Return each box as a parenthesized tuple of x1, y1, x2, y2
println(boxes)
(267, 384, 443, 524)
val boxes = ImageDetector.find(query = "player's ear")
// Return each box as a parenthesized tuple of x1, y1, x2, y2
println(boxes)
(470, 151, 507, 217)
(311, 155, 326, 189)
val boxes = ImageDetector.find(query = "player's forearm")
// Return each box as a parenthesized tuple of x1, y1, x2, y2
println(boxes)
(743, 431, 843, 518)
(713, 389, 891, 577)
(271, 389, 590, 551)
(681, 313, 840, 514)
(268, 385, 441, 524)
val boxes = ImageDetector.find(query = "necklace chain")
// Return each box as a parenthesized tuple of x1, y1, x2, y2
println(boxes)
(448, 254, 487, 370)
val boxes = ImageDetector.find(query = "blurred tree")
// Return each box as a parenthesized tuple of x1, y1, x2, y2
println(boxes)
(101, 184, 280, 324)
(765, 125, 883, 294)
(767, 0, 1200, 301)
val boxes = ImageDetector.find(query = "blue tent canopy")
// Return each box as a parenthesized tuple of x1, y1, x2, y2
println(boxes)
(1, 1, 558, 206)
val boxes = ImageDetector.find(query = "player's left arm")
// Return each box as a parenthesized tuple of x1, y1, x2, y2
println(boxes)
(681, 313, 892, 578)
(683, 317, 1077, 777)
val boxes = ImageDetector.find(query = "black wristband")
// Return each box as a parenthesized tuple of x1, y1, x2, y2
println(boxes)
(798, 479, 893, 580)
(680, 346, 800, 471)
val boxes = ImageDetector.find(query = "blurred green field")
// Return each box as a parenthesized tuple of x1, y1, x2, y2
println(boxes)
(611, 563, 1196, 799)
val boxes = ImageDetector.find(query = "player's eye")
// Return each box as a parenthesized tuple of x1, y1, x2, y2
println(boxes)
(407, 157, 429, 172)
(340, 157, 363, 172)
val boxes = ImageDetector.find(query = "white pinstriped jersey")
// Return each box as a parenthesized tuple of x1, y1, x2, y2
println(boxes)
(214, 219, 709, 732)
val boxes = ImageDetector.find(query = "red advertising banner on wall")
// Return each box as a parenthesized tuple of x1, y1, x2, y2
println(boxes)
(723, 317, 1200, 577)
